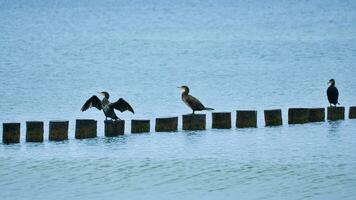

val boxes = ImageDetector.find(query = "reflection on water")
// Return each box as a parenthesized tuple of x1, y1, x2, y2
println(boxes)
(327, 120, 343, 135)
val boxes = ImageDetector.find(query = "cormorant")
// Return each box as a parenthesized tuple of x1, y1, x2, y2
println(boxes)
(81, 91, 134, 120)
(327, 79, 339, 106)
(178, 85, 214, 114)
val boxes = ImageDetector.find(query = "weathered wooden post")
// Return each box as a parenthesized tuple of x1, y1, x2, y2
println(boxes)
(212, 112, 231, 129)
(104, 120, 125, 137)
(349, 106, 356, 119)
(182, 114, 206, 130)
(131, 120, 150, 133)
(2, 123, 20, 144)
(264, 109, 282, 126)
(327, 106, 345, 121)
(75, 119, 97, 139)
(288, 108, 309, 124)
(49, 121, 69, 141)
(26, 121, 44, 142)
(155, 117, 178, 132)
(236, 110, 257, 128)
(309, 108, 325, 122)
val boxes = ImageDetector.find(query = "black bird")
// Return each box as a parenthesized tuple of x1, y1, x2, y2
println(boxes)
(327, 79, 339, 107)
(178, 85, 214, 114)
(81, 91, 134, 120)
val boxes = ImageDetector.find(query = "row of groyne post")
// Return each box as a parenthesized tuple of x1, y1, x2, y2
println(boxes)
(2, 106, 356, 144)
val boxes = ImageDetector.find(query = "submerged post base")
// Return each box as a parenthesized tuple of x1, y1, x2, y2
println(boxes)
(236, 110, 257, 128)
(212, 112, 231, 129)
(105, 120, 125, 137)
(309, 108, 325, 122)
(49, 121, 69, 141)
(75, 119, 97, 139)
(182, 114, 206, 131)
(264, 109, 282, 126)
(349, 106, 356, 119)
(3, 123, 20, 144)
(131, 120, 150, 133)
(26, 121, 44, 142)
(327, 106, 345, 121)
(288, 108, 309, 124)
(155, 117, 178, 132)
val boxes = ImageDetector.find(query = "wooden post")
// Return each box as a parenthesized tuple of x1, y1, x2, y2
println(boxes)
(131, 120, 150, 133)
(75, 119, 97, 139)
(327, 106, 345, 121)
(309, 108, 325, 122)
(49, 121, 69, 141)
(26, 121, 44, 142)
(288, 108, 309, 124)
(349, 106, 356, 119)
(155, 117, 178, 132)
(104, 120, 125, 137)
(2, 123, 20, 144)
(236, 110, 257, 128)
(182, 114, 206, 130)
(264, 109, 282, 126)
(212, 112, 231, 129)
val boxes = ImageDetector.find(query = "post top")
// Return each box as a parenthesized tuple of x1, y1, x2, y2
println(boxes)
(155, 116, 178, 120)
(264, 109, 282, 112)
(131, 119, 150, 122)
(26, 121, 44, 124)
(76, 119, 97, 122)
(212, 112, 231, 114)
(3, 122, 20, 125)
(49, 120, 69, 123)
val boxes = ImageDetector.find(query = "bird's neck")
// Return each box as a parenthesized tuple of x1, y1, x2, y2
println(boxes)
(181, 91, 189, 96)
(102, 97, 110, 105)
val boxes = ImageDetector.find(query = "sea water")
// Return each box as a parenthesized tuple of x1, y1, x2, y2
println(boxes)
(0, 0, 356, 199)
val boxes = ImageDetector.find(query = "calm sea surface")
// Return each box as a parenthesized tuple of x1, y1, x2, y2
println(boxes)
(1, 0, 356, 199)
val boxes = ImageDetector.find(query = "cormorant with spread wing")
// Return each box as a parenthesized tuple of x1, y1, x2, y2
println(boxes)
(81, 91, 134, 120)
(178, 85, 214, 114)
(327, 79, 339, 107)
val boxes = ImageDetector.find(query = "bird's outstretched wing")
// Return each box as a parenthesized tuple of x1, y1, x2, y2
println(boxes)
(111, 98, 135, 113)
(81, 95, 102, 111)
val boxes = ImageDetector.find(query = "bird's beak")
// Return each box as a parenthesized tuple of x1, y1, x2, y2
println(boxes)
(327, 81, 331, 85)
(177, 86, 182, 89)
(97, 92, 103, 96)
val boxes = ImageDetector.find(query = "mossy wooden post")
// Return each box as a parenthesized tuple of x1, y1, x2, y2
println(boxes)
(75, 119, 97, 139)
(105, 120, 125, 137)
(131, 120, 150, 133)
(264, 109, 282, 126)
(288, 108, 309, 124)
(349, 106, 356, 119)
(26, 121, 44, 142)
(327, 106, 345, 121)
(236, 110, 257, 128)
(49, 121, 69, 141)
(212, 112, 231, 129)
(155, 117, 178, 132)
(2, 123, 20, 144)
(309, 108, 325, 122)
(182, 114, 206, 130)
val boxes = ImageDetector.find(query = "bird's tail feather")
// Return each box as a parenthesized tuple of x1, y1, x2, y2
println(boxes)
(204, 107, 214, 111)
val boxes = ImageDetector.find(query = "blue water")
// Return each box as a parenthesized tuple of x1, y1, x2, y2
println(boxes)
(1, 0, 356, 199)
